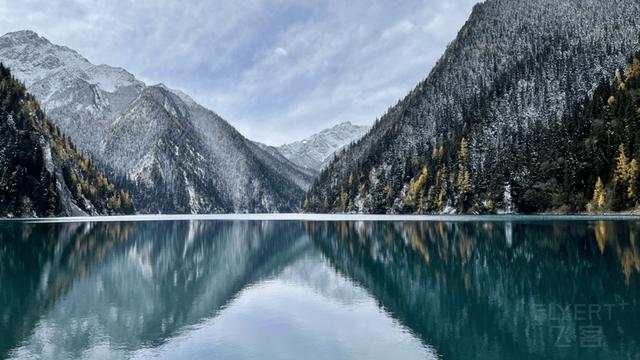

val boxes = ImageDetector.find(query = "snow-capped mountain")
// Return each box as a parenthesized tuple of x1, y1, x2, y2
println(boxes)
(277, 122, 369, 171)
(0, 30, 313, 213)
(305, 0, 640, 214)
(0, 64, 133, 217)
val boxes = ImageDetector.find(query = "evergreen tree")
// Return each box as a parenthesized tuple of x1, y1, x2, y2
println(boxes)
(0, 63, 135, 217)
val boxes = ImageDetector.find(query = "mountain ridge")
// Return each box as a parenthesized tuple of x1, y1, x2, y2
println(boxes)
(0, 30, 313, 213)
(277, 121, 369, 171)
(304, 0, 640, 214)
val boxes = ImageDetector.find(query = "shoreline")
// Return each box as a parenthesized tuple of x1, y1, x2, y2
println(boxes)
(3, 213, 640, 223)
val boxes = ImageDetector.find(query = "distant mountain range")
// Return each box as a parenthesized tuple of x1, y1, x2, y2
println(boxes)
(276, 122, 369, 172)
(305, 0, 640, 214)
(0, 30, 313, 214)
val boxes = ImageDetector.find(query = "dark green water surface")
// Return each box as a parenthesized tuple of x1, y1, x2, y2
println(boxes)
(0, 218, 638, 359)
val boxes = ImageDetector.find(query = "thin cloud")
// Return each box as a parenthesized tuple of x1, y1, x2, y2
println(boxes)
(274, 47, 288, 57)
(0, 0, 480, 145)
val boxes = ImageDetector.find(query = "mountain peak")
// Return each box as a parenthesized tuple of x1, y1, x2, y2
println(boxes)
(328, 121, 366, 132)
(277, 122, 369, 171)
(0, 30, 56, 50)
(0, 30, 143, 93)
(2, 30, 43, 41)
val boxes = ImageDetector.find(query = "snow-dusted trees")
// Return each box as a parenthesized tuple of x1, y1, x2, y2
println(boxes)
(304, 0, 640, 214)
(0, 63, 134, 216)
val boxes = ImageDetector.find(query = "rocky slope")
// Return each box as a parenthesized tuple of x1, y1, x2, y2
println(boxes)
(304, 0, 640, 214)
(0, 30, 313, 213)
(0, 64, 133, 217)
(277, 122, 369, 171)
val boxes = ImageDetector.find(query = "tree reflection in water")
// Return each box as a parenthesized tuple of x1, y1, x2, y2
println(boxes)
(1, 219, 638, 359)
(306, 220, 640, 360)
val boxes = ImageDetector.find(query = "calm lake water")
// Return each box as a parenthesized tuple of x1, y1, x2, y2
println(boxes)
(0, 218, 639, 359)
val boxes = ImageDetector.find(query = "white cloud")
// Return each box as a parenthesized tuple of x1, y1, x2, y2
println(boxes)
(274, 47, 288, 57)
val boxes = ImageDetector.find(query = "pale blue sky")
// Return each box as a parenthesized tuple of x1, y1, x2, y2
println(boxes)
(0, 0, 480, 145)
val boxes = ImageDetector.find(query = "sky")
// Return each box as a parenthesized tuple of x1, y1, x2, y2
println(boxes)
(0, 0, 480, 145)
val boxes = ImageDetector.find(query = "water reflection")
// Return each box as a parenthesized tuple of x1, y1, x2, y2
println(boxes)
(0, 221, 432, 360)
(0, 219, 639, 359)
(0, 221, 306, 358)
(306, 220, 640, 360)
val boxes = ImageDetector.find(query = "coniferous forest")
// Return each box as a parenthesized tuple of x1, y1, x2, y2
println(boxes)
(304, 0, 640, 215)
(0, 64, 134, 217)
(305, 55, 640, 214)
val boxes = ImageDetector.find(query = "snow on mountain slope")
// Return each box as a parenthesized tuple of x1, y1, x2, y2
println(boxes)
(0, 30, 145, 154)
(0, 30, 313, 213)
(0, 30, 142, 94)
(253, 142, 319, 186)
(305, 0, 640, 214)
(277, 122, 369, 171)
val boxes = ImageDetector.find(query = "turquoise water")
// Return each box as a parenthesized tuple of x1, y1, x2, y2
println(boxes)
(1, 218, 638, 359)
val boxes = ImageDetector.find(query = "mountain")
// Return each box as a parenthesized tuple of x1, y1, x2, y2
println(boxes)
(277, 122, 369, 171)
(0, 30, 313, 214)
(253, 142, 319, 181)
(304, 0, 640, 214)
(0, 64, 133, 217)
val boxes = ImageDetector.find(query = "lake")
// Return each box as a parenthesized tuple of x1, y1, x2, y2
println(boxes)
(0, 217, 639, 359)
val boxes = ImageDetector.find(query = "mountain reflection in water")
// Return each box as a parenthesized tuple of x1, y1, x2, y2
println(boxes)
(0, 219, 638, 359)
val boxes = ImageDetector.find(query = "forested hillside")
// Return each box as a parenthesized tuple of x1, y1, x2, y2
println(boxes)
(563, 56, 640, 213)
(0, 64, 134, 217)
(304, 0, 640, 214)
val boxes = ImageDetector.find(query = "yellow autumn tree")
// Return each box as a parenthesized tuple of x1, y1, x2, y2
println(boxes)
(625, 57, 640, 81)
(614, 144, 630, 184)
(588, 177, 606, 212)
(628, 159, 639, 201)
(407, 165, 429, 204)
(432, 145, 444, 161)
(340, 189, 349, 210)
(108, 193, 121, 210)
(435, 165, 448, 209)
(456, 137, 472, 198)
(385, 184, 395, 205)
(611, 144, 639, 206)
